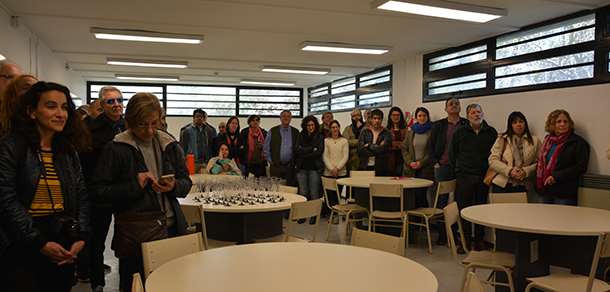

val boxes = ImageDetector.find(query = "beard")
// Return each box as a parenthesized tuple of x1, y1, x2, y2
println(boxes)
(470, 117, 483, 127)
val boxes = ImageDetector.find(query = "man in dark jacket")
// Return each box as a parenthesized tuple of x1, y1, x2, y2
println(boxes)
(179, 109, 214, 174)
(357, 109, 391, 176)
(448, 103, 497, 253)
(426, 97, 468, 246)
(78, 86, 126, 290)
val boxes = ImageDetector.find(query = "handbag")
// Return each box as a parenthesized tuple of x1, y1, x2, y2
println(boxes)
(112, 211, 168, 259)
(483, 139, 508, 187)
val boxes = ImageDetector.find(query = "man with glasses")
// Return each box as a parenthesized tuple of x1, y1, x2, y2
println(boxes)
(343, 109, 364, 172)
(0, 64, 22, 94)
(77, 86, 126, 292)
(319, 111, 333, 138)
(179, 109, 214, 174)
(263, 110, 299, 186)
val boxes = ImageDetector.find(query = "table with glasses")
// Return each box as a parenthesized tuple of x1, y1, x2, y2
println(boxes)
(461, 203, 610, 292)
(180, 176, 306, 243)
(145, 242, 438, 292)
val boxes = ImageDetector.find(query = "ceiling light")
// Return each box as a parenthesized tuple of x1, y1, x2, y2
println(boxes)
(107, 58, 188, 69)
(91, 28, 204, 44)
(240, 79, 296, 86)
(371, 0, 507, 23)
(115, 74, 180, 82)
(0, 54, 5, 61)
(260, 65, 331, 75)
(299, 41, 392, 55)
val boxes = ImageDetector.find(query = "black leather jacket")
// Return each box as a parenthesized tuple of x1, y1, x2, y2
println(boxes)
(88, 130, 191, 235)
(295, 130, 325, 173)
(0, 135, 91, 252)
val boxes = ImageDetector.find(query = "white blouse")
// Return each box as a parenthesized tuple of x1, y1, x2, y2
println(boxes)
(322, 137, 349, 177)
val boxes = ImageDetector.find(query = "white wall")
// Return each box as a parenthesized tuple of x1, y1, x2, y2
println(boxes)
(0, 9, 85, 98)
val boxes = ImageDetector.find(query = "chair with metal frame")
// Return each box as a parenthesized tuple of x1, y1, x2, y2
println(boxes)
(368, 183, 407, 238)
(350, 227, 405, 256)
(321, 177, 369, 244)
(348, 170, 375, 203)
(254, 198, 323, 243)
(406, 179, 456, 254)
(180, 204, 237, 250)
(464, 271, 485, 292)
(132, 272, 145, 292)
(444, 202, 516, 292)
(524, 232, 610, 292)
(141, 233, 203, 279)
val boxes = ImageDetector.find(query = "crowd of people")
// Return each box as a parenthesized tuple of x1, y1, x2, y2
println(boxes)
(0, 63, 593, 292)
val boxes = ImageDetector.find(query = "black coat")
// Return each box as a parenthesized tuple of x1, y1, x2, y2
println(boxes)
(295, 130, 325, 173)
(538, 131, 590, 200)
(88, 131, 191, 235)
(0, 135, 91, 252)
(427, 117, 468, 170)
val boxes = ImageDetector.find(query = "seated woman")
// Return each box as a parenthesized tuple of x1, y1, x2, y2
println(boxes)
(489, 111, 541, 197)
(536, 109, 589, 206)
(207, 142, 242, 175)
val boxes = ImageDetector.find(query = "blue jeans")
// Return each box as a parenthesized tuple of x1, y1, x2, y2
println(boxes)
(433, 164, 457, 234)
(389, 163, 403, 177)
(297, 169, 321, 200)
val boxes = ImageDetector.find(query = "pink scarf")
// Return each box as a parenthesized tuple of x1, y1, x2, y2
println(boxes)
(537, 129, 571, 195)
(248, 127, 264, 164)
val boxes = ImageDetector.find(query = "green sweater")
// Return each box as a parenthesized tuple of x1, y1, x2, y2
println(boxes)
(448, 120, 497, 175)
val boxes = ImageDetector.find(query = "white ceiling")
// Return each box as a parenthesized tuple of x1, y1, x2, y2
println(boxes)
(2, 0, 609, 88)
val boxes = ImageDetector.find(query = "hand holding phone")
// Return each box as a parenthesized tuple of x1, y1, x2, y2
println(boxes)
(159, 174, 175, 185)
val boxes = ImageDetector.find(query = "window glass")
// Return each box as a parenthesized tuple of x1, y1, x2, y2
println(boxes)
(427, 73, 487, 95)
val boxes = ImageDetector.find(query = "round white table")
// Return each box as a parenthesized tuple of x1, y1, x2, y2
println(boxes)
(145, 243, 438, 292)
(461, 203, 610, 292)
(179, 193, 306, 243)
(336, 177, 433, 189)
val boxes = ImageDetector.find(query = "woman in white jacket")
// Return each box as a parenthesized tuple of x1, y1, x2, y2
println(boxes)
(322, 120, 348, 224)
(488, 111, 541, 197)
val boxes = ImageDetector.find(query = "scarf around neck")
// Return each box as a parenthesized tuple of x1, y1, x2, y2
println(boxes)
(248, 127, 264, 164)
(410, 121, 433, 134)
(100, 112, 125, 134)
(351, 121, 364, 139)
(537, 129, 571, 195)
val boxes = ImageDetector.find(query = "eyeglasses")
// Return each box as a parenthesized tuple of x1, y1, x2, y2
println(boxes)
(194, 115, 205, 119)
(106, 97, 124, 105)
(137, 123, 159, 130)
(0, 75, 16, 79)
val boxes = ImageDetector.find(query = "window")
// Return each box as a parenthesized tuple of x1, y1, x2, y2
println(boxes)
(308, 65, 392, 114)
(422, 9, 608, 102)
(87, 82, 302, 117)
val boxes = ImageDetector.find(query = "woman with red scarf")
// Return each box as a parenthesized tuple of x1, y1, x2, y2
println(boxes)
(536, 109, 589, 205)
(240, 114, 267, 177)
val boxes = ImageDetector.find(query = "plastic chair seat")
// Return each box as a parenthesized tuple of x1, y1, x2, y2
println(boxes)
(526, 272, 610, 292)
(371, 210, 404, 219)
(331, 203, 367, 213)
(408, 207, 444, 217)
(463, 250, 515, 268)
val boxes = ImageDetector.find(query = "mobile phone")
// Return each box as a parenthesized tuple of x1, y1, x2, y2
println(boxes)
(159, 174, 175, 185)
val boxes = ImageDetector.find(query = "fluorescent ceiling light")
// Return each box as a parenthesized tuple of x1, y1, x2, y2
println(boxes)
(0, 54, 5, 61)
(107, 58, 188, 69)
(299, 41, 392, 55)
(115, 74, 180, 82)
(371, 0, 507, 23)
(240, 79, 295, 86)
(260, 65, 330, 75)
(91, 28, 203, 44)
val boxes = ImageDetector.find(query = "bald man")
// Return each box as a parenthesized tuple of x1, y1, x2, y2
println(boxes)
(0, 64, 22, 94)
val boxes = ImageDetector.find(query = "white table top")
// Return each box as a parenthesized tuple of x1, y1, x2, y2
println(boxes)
(461, 203, 610, 236)
(336, 177, 434, 188)
(189, 173, 242, 181)
(179, 192, 306, 213)
(145, 242, 438, 292)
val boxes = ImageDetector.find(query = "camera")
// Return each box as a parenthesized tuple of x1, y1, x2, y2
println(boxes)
(50, 214, 80, 238)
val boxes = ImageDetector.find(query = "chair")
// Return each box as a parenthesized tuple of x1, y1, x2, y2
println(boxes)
(444, 202, 516, 292)
(254, 198, 323, 243)
(524, 233, 610, 292)
(406, 179, 456, 254)
(132, 273, 145, 292)
(141, 233, 203, 279)
(464, 272, 485, 292)
(180, 204, 237, 250)
(489, 192, 527, 251)
(321, 177, 369, 244)
(349, 170, 374, 202)
(284, 185, 298, 194)
(350, 227, 405, 256)
(369, 183, 407, 238)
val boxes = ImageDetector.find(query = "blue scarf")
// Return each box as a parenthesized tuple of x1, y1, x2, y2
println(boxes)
(410, 121, 433, 134)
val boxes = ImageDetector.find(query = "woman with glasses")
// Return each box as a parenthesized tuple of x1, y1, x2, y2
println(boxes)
(88, 93, 191, 291)
(0, 81, 91, 291)
(0, 74, 38, 136)
(322, 120, 349, 224)
(295, 115, 325, 225)
(241, 115, 268, 177)
(386, 106, 408, 177)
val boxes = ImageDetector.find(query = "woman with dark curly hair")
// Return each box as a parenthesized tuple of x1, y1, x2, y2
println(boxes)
(295, 115, 325, 224)
(0, 81, 91, 291)
(536, 109, 589, 206)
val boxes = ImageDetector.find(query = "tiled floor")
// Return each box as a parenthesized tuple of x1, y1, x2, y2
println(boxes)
(72, 217, 493, 292)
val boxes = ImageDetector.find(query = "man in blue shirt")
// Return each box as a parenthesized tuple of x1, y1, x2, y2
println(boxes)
(263, 110, 299, 186)
(179, 109, 214, 173)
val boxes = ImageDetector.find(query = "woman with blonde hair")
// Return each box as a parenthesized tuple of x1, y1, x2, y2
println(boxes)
(536, 109, 589, 205)
(1, 74, 38, 136)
